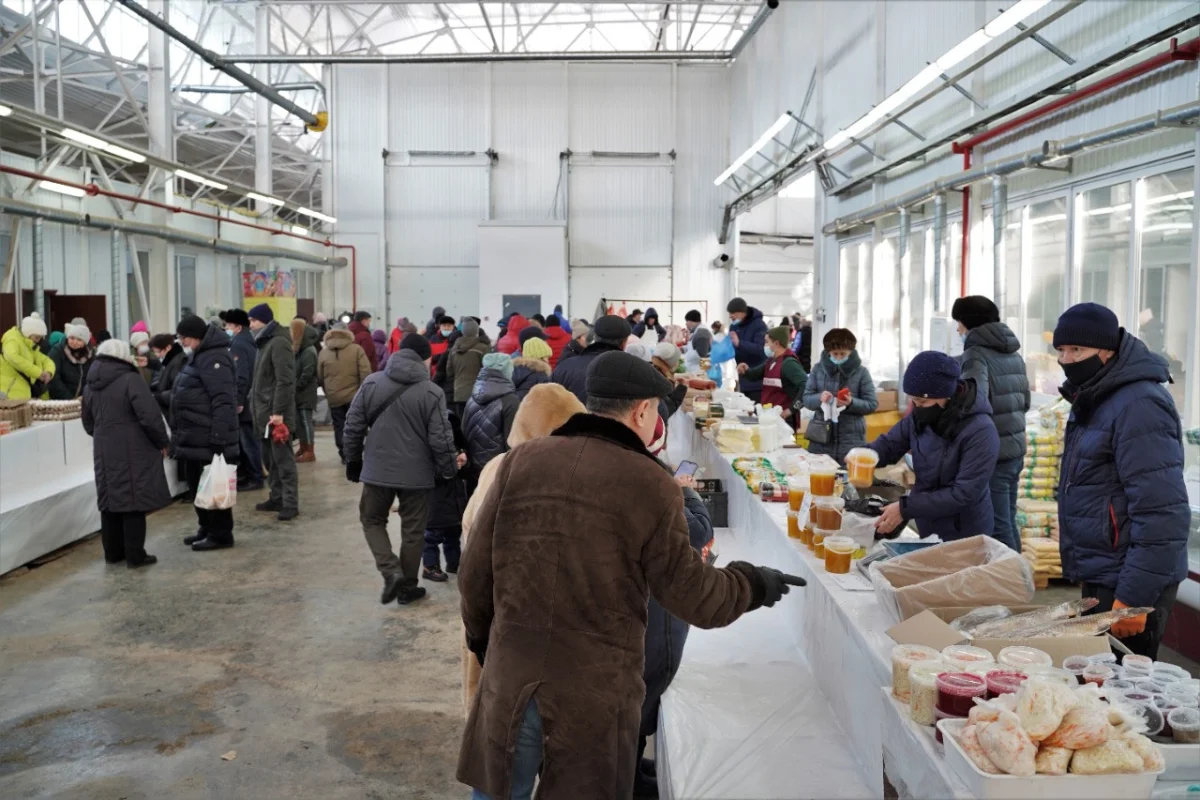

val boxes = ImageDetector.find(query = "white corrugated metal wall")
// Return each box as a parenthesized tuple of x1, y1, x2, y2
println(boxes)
(328, 62, 732, 327)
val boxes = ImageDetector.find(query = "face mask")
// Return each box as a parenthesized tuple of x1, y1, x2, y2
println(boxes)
(182, 346, 194, 357)
(960, 332, 968, 344)
(441, 328, 454, 337)
(137, 344, 149, 355)
(1062, 354, 1105, 386)
(912, 404, 944, 430)
(763, 345, 774, 358)
(226, 329, 234, 338)
(829, 354, 848, 366)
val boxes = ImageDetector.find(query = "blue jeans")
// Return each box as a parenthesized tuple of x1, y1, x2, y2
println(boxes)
(472, 699, 542, 800)
(989, 457, 1022, 552)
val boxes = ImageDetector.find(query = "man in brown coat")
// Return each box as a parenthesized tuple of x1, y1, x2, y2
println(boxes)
(317, 324, 372, 461)
(458, 351, 796, 799)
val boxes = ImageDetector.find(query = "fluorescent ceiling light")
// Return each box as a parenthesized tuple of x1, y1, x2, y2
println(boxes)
(0, 104, 12, 117)
(937, 29, 993, 71)
(1030, 213, 1066, 224)
(1146, 190, 1194, 205)
(985, 0, 1051, 37)
(1086, 203, 1131, 216)
(247, 191, 285, 207)
(39, 181, 86, 198)
(61, 128, 107, 149)
(297, 206, 336, 224)
(175, 169, 228, 191)
(779, 171, 816, 200)
(104, 144, 146, 164)
(713, 113, 792, 185)
(1143, 223, 1192, 233)
(291, 225, 309, 236)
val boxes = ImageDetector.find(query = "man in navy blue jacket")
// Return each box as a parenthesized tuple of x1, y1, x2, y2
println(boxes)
(726, 297, 768, 403)
(1053, 303, 1190, 659)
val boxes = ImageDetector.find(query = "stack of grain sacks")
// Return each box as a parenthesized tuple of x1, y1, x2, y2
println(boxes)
(1016, 399, 1071, 586)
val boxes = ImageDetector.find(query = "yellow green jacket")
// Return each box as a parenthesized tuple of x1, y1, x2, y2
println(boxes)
(1, 326, 55, 399)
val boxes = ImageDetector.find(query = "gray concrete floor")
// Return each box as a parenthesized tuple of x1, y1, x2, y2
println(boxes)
(0, 429, 468, 800)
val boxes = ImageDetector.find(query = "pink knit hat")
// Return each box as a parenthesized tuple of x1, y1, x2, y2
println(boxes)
(130, 320, 149, 334)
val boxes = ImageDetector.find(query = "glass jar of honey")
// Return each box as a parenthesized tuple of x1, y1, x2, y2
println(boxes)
(845, 447, 880, 489)
(787, 473, 807, 512)
(786, 510, 802, 539)
(811, 495, 845, 531)
(823, 536, 855, 574)
(809, 462, 837, 497)
(812, 528, 833, 559)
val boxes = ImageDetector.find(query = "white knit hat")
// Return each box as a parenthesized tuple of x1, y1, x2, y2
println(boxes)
(65, 323, 91, 343)
(97, 339, 133, 362)
(20, 312, 47, 338)
(129, 331, 150, 348)
(653, 341, 682, 370)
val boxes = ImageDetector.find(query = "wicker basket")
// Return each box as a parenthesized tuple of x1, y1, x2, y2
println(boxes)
(0, 399, 34, 431)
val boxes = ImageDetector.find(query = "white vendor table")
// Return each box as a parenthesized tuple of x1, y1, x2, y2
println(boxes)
(1, 419, 188, 574)
(663, 415, 970, 799)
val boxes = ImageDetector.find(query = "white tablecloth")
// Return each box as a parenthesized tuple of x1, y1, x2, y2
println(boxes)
(665, 416, 969, 799)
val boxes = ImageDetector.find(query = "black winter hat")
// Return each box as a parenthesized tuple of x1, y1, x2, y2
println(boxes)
(544, 315, 561, 328)
(518, 327, 548, 346)
(726, 297, 748, 314)
(438, 315, 456, 327)
(1053, 303, 1121, 351)
(225, 308, 250, 327)
(400, 333, 431, 361)
(903, 351, 961, 399)
(587, 351, 673, 400)
(176, 314, 208, 340)
(951, 296, 1001, 330)
(685, 309, 702, 324)
(593, 314, 633, 341)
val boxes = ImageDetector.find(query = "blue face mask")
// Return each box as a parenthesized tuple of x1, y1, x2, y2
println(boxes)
(960, 332, 968, 344)
(226, 329, 234, 338)
(829, 354, 848, 366)
(763, 345, 774, 358)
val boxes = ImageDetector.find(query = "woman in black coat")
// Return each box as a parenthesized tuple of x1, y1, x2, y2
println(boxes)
(82, 339, 172, 568)
(170, 317, 240, 551)
(149, 334, 186, 418)
(47, 322, 94, 400)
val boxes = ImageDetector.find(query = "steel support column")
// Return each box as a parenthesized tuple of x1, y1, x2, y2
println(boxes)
(147, 0, 174, 333)
(32, 217, 45, 317)
(992, 175, 1008, 311)
(255, 2, 273, 202)
(110, 229, 123, 333)
(897, 207, 911, 385)
(932, 193, 947, 314)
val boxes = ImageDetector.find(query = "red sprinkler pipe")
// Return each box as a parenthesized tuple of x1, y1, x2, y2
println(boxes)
(960, 150, 971, 300)
(948, 36, 1200, 301)
(0, 164, 357, 310)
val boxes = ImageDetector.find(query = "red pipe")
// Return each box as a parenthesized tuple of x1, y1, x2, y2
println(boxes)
(948, 36, 1200, 301)
(1, 164, 357, 312)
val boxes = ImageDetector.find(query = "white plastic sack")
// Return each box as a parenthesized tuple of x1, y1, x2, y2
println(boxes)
(195, 454, 237, 510)
(840, 512, 878, 551)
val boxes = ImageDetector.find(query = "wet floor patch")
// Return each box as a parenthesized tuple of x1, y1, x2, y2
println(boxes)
(322, 706, 464, 792)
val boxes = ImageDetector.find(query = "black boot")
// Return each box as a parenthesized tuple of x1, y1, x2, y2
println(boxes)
(192, 537, 233, 552)
(396, 586, 427, 605)
(255, 498, 281, 512)
(380, 573, 404, 605)
(277, 508, 299, 521)
(128, 554, 158, 569)
(184, 528, 207, 546)
(633, 768, 659, 799)
(423, 566, 448, 582)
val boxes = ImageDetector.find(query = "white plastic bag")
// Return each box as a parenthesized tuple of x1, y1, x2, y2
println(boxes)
(195, 454, 237, 510)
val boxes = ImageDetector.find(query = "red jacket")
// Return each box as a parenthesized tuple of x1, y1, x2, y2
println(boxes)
(348, 321, 378, 372)
(429, 334, 451, 377)
(542, 326, 572, 368)
(496, 314, 529, 355)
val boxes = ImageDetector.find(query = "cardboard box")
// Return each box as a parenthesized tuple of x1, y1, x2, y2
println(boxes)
(887, 607, 1112, 667)
(870, 535, 1035, 621)
(876, 390, 899, 412)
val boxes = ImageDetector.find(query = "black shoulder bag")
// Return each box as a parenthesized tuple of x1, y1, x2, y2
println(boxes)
(367, 383, 413, 428)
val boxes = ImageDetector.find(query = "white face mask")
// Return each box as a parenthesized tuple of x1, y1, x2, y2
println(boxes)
(137, 344, 149, 355)
(763, 344, 774, 358)
(441, 328, 454, 337)
(182, 346, 194, 357)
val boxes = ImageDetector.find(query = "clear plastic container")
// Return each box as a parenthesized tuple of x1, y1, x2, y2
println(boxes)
(1022, 666, 1078, 687)
(786, 510, 802, 540)
(1104, 678, 1135, 692)
(997, 646, 1053, 671)
(1149, 668, 1183, 685)
(845, 447, 880, 489)
(1082, 664, 1114, 686)
(1129, 699, 1165, 736)
(787, 473, 807, 512)
(812, 528, 833, 559)
(984, 669, 1027, 699)
(934, 706, 963, 744)
(1134, 679, 1165, 696)
(809, 462, 838, 497)
(936, 672, 987, 716)
(891, 645, 941, 702)
(1165, 683, 1200, 704)
(1168, 706, 1200, 743)
(823, 535, 855, 574)
(909, 663, 942, 726)
(1122, 665, 1151, 681)
(1063, 654, 1092, 683)
(811, 496, 845, 531)
(941, 644, 996, 673)
(1088, 652, 1118, 666)
(1122, 654, 1153, 672)
(1152, 662, 1190, 680)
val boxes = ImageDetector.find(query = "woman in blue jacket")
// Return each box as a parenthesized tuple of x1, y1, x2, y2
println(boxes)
(869, 351, 1000, 541)
(802, 328, 878, 462)
(726, 297, 768, 403)
(1053, 303, 1190, 659)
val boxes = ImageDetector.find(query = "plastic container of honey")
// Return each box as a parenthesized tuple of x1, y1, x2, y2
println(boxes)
(786, 510, 802, 540)
(823, 536, 854, 574)
(799, 519, 813, 547)
(845, 447, 880, 489)
(787, 473, 807, 512)
(809, 462, 838, 497)
(810, 496, 845, 531)
(812, 528, 833, 559)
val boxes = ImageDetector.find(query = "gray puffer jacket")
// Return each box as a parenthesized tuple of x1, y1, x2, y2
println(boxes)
(957, 321, 1030, 463)
(342, 349, 458, 490)
(462, 368, 519, 470)
(802, 349, 878, 461)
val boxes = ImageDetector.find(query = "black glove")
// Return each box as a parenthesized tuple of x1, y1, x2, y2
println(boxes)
(466, 633, 487, 667)
(728, 561, 804, 610)
(345, 460, 363, 483)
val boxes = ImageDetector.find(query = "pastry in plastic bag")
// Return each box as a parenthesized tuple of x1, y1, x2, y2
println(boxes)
(1041, 704, 1111, 750)
(1016, 678, 1078, 741)
(978, 709, 1037, 776)
(1069, 738, 1144, 775)
(957, 724, 1002, 775)
(1122, 733, 1164, 773)
(1034, 744, 1072, 776)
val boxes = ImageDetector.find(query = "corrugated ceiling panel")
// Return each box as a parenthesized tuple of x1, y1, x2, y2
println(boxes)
(386, 63, 488, 151)
(569, 164, 673, 266)
(387, 166, 488, 266)
(568, 64, 672, 152)
(492, 63, 568, 221)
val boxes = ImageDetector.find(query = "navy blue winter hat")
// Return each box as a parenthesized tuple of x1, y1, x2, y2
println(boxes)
(1052, 302, 1120, 351)
(903, 350, 961, 399)
(247, 303, 274, 324)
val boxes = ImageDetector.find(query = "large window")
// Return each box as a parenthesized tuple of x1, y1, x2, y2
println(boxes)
(176, 255, 197, 319)
(1077, 182, 1132, 318)
(1023, 198, 1068, 394)
(127, 250, 150, 329)
(839, 240, 870, 351)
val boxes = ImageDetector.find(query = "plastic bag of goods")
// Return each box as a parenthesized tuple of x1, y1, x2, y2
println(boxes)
(977, 709, 1038, 776)
(194, 454, 237, 510)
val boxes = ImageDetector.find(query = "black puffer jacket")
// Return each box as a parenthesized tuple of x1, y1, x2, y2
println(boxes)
(550, 341, 622, 404)
(462, 368, 519, 470)
(151, 343, 186, 417)
(170, 324, 240, 463)
(957, 321, 1031, 462)
(47, 341, 93, 400)
(82, 355, 172, 513)
(511, 357, 552, 401)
